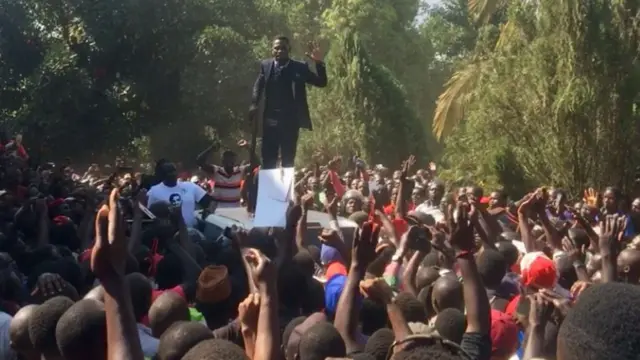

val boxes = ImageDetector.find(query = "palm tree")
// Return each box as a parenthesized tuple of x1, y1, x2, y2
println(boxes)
(432, 0, 507, 140)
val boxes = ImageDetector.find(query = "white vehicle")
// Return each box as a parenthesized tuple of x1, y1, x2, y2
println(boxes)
(195, 206, 358, 247)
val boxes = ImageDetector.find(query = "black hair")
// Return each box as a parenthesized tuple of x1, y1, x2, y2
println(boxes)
(567, 228, 589, 249)
(434, 308, 466, 344)
(307, 245, 321, 264)
(298, 322, 346, 360)
(126, 272, 152, 321)
(157, 321, 214, 360)
(278, 260, 307, 310)
(28, 296, 74, 356)
(395, 292, 427, 323)
(155, 253, 184, 289)
(558, 282, 640, 360)
(302, 279, 325, 315)
(292, 250, 315, 278)
(495, 241, 519, 267)
(273, 35, 291, 45)
(556, 257, 578, 290)
(476, 249, 507, 289)
(182, 339, 249, 360)
(360, 298, 388, 335)
(49, 221, 81, 251)
(149, 292, 190, 338)
(222, 150, 236, 158)
(55, 299, 107, 360)
(352, 352, 376, 360)
(364, 328, 394, 360)
(391, 342, 463, 360)
(282, 316, 307, 348)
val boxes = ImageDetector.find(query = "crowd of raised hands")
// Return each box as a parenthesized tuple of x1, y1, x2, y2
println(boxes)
(4, 145, 640, 360)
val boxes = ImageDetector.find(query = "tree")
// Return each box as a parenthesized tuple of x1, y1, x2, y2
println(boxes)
(438, 0, 640, 195)
(297, 30, 427, 166)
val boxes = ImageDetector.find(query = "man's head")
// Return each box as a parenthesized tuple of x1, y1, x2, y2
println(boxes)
(476, 249, 507, 290)
(364, 328, 394, 360)
(603, 186, 620, 213)
(431, 275, 464, 313)
(617, 248, 640, 283)
(221, 150, 237, 171)
(428, 181, 445, 204)
(182, 339, 249, 360)
(126, 272, 152, 322)
(28, 296, 74, 358)
(10, 304, 38, 358)
(298, 322, 346, 360)
(149, 291, 190, 338)
(558, 282, 640, 360)
(158, 161, 178, 186)
(489, 190, 507, 209)
(272, 36, 291, 62)
(158, 321, 214, 360)
(55, 299, 107, 360)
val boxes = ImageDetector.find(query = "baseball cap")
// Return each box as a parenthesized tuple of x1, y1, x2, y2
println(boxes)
(520, 252, 557, 289)
(490, 309, 519, 357)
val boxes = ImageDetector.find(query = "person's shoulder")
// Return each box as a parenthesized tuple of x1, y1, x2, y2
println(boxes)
(148, 182, 164, 194)
(260, 58, 273, 67)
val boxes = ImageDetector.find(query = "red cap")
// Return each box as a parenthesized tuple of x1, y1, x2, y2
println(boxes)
(520, 252, 556, 289)
(490, 309, 519, 356)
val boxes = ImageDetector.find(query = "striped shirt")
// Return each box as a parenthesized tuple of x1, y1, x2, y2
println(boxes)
(208, 165, 249, 207)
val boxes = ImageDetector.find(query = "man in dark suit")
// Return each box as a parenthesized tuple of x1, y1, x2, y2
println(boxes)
(249, 35, 328, 169)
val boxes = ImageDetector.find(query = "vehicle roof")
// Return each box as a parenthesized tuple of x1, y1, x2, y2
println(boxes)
(195, 206, 358, 230)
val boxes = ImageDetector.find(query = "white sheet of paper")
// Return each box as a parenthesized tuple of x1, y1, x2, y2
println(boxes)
(253, 167, 294, 227)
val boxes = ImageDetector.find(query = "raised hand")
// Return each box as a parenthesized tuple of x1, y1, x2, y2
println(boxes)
(319, 228, 343, 248)
(448, 201, 475, 252)
(305, 41, 324, 62)
(599, 214, 626, 255)
(583, 188, 599, 208)
(352, 222, 380, 270)
(400, 155, 416, 181)
(359, 277, 394, 304)
(91, 188, 128, 281)
(244, 248, 276, 288)
(562, 236, 587, 264)
(403, 225, 432, 253)
(238, 293, 261, 331)
(301, 192, 314, 211)
(324, 195, 339, 218)
(528, 293, 555, 327)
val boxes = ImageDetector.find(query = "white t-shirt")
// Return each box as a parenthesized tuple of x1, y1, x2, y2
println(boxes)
(147, 181, 207, 227)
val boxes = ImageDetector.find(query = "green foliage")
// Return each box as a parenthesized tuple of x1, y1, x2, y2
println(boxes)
(438, 0, 640, 195)
(298, 30, 427, 166)
(0, 0, 440, 169)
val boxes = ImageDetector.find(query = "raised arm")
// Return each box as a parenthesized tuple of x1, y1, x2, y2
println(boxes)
(251, 62, 266, 110)
(303, 42, 327, 88)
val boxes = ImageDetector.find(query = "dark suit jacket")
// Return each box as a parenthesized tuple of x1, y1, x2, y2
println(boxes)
(251, 58, 327, 130)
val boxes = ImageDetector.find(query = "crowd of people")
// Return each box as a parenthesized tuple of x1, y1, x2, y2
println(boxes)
(0, 136, 638, 360)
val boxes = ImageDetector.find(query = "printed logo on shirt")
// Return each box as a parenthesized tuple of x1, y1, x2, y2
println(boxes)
(169, 193, 182, 207)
